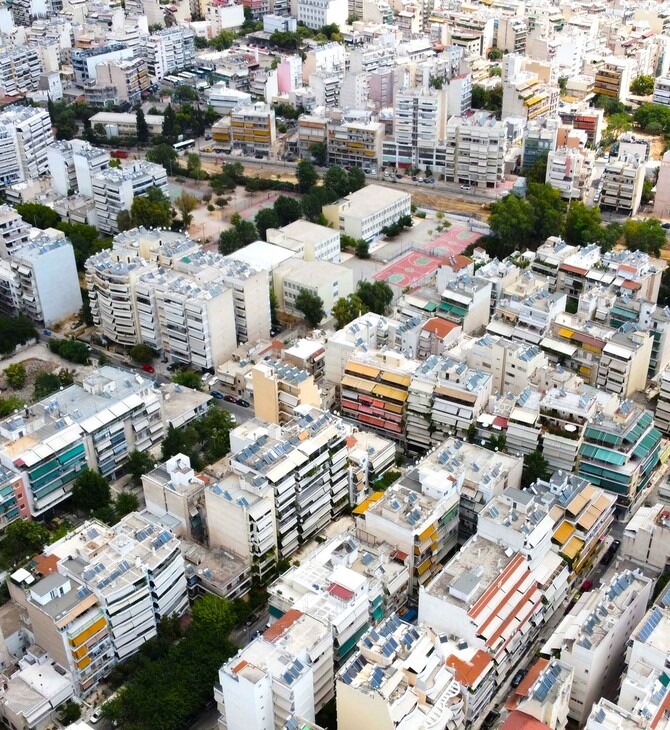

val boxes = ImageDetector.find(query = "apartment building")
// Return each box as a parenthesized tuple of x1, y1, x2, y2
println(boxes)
(296, 0, 347, 30)
(89, 112, 164, 139)
(71, 44, 134, 85)
(0, 464, 29, 532)
(443, 111, 506, 188)
(578, 401, 661, 518)
(46, 514, 188, 662)
(599, 157, 646, 215)
(505, 658, 573, 730)
(326, 120, 384, 171)
(182, 540, 251, 603)
(336, 615, 466, 730)
(0, 366, 164, 514)
(655, 366, 670, 434)
(542, 569, 653, 723)
(251, 361, 321, 425)
(144, 27, 196, 80)
(47, 140, 111, 197)
(546, 147, 593, 200)
(322, 185, 411, 242)
(621, 503, 670, 573)
(207, 85, 252, 116)
(0, 105, 52, 188)
(0, 206, 31, 260)
(594, 56, 633, 102)
(142, 453, 207, 541)
(230, 407, 350, 557)
(0, 46, 43, 97)
(91, 161, 169, 234)
(558, 103, 604, 146)
(205, 470, 277, 581)
(502, 54, 559, 123)
(267, 220, 341, 264)
(95, 57, 150, 106)
(9, 235, 82, 325)
(273, 258, 353, 318)
(653, 76, 670, 106)
(439, 275, 492, 334)
(392, 86, 448, 161)
(595, 329, 652, 397)
(522, 121, 559, 170)
(346, 430, 397, 504)
(419, 535, 544, 678)
(585, 700, 647, 730)
(218, 103, 276, 156)
(216, 611, 333, 730)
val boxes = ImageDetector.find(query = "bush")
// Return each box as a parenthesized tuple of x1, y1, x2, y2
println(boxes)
(4, 364, 26, 390)
(129, 344, 155, 363)
(48, 339, 90, 364)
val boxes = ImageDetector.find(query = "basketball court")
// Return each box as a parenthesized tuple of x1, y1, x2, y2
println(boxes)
(374, 251, 442, 288)
(421, 225, 482, 258)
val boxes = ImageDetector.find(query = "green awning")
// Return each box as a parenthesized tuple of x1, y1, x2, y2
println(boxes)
(633, 428, 662, 459)
(439, 302, 467, 317)
(584, 427, 620, 446)
(424, 301, 438, 312)
(580, 443, 626, 466)
(624, 412, 653, 444)
(610, 306, 637, 320)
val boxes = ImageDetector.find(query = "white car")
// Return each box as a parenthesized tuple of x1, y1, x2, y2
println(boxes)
(90, 711, 101, 724)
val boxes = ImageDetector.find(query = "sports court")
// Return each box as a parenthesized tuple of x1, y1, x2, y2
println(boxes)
(374, 251, 442, 288)
(421, 225, 482, 258)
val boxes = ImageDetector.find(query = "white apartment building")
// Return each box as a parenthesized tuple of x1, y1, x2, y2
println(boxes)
(336, 615, 466, 730)
(0, 105, 52, 188)
(502, 54, 559, 123)
(419, 536, 544, 678)
(47, 514, 188, 661)
(231, 406, 350, 557)
(0, 205, 31, 260)
(546, 147, 593, 200)
(394, 86, 448, 154)
(10, 235, 82, 325)
(0, 46, 42, 97)
(0, 366, 164, 514)
(206, 84, 252, 115)
(216, 610, 333, 730)
(585, 700, 648, 730)
(144, 27, 196, 80)
(273, 258, 354, 318)
(656, 366, 670, 434)
(296, 0, 347, 30)
(326, 120, 383, 171)
(267, 220, 341, 264)
(542, 569, 653, 724)
(95, 57, 150, 106)
(322, 185, 411, 243)
(599, 156, 646, 216)
(621, 503, 670, 573)
(91, 161, 169, 234)
(443, 111, 506, 188)
(653, 76, 670, 106)
(47, 139, 111, 197)
(506, 658, 573, 730)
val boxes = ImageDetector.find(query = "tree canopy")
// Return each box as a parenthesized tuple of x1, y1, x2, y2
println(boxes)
(172, 370, 202, 390)
(521, 450, 550, 489)
(71, 470, 112, 513)
(623, 218, 666, 256)
(255, 208, 280, 240)
(0, 315, 37, 355)
(356, 280, 393, 314)
(630, 75, 655, 96)
(125, 450, 157, 485)
(295, 289, 325, 327)
(297, 160, 319, 193)
(218, 213, 258, 255)
(3, 520, 49, 562)
(119, 186, 173, 231)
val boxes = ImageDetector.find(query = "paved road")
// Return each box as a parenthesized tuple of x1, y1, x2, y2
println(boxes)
(212, 398, 254, 425)
(230, 610, 270, 647)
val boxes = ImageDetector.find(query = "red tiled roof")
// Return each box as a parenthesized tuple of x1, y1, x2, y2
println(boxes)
(501, 711, 552, 730)
(346, 435, 357, 449)
(232, 660, 248, 674)
(506, 659, 549, 709)
(469, 554, 525, 620)
(31, 554, 59, 577)
(263, 609, 303, 642)
(446, 650, 493, 687)
(622, 280, 641, 290)
(443, 255, 472, 271)
(327, 583, 355, 600)
(493, 416, 508, 428)
(560, 263, 588, 275)
(391, 549, 409, 561)
(422, 317, 459, 339)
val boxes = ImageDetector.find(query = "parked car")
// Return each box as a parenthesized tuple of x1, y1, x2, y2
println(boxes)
(581, 580, 593, 591)
(236, 398, 251, 408)
(210, 390, 224, 399)
(142, 363, 155, 374)
(461, 184, 471, 191)
(111, 150, 128, 159)
(511, 669, 528, 688)
(482, 709, 500, 728)
(42, 328, 51, 336)
(224, 394, 237, 403)
(166, 363, 178, 372)
(89, 711, 101, 724)
(611, 539, 621, 552)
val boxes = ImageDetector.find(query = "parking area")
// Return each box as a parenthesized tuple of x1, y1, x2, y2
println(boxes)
(373, 251, 442, 289)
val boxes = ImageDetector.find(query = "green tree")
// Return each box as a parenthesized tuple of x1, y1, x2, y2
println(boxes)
(641, 178, 655, 205)
(607, 112, 633, 137)
(15, 203, 60, 229)
(521, 450, 550, 489)
(115, 492, 140, 518)
(57, 222, 108, 270)
(48, 100, 78, 140)
(524, 153, 548, 184)
(558, 76, 568, 93)
(634, 104, 670, 134)
(355, 239, 370, 259)
(59, 702, 81, 725)
(324, 166, 350, 197)
(218, 215, 258, 255)
(209, 29, 237, 50)
(630, 75, 655, 96)
(255, 207, 280, 240)
(173, 370, 203, 390)
(136, 108, 150, 145)
(297, 159, 319, 193)
(623, 218, 666, 256)
(332, 294, 367, 329)
(598, 221, 624, 252)
(146, 143, 179, 171)
(308, 142, 328, 166)
(273, 195, 302, 226)
(71, 470, 111, 513)
(4, 363, 26, 389)
(295, 288, 325, 327)
(196, 407, 236, 462)
(191, 593, 237, 635)
(130, 186, 173, 229)
(129, 343, 155, 363)
(301, 185, 338, 222)
(3, 520, 49, 561)
(33, 372, 61, 400)
(527, 183, 566, 243)
(0, 315, 37, 355)
(564, 201, 603, 246)
(48, 338, 90, 364)
(356, 280, 393, 314)
(0, 396, 24, 418)
(348, 166, 366, 192)
(487, 48, 503, 60)
(161, 104, 178, 143)
(125, 450, 156, 485)
(488, 193, 535, 252)
(161, 424, 201, 464)
(174, 191, 199, 229)
(186, 153, 202, 178)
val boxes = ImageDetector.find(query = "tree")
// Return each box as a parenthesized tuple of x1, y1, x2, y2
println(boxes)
(641, 178, 655, 205)
(0, 396, 24, 418)
(15, 203, 60, 229)
(630, 75, 655, 96)
(297, 159, 319, 193)
(173, 370, 203, 390)
(634, 104, 670, 135)
(48, 100, 78, 140)
(59, 702, 81, 726)
(117, 210, 132, 232)
(355, 239, 370, 259)
(3, 520, 49, 561)
(564, 201, 603, 246)
(301, 185, 338, 222)
(162, 104, 178, 143)
(273, 195, 302, 226)
(607, 112, 633, 137)
(196, 406, 236, 462)
(598, 221, 623, 252)
(558, 75, 568, 93)
(129, 186, 173, 229)
(524, 153, 548, 184)
(527, 183, 566, 243)
(487, 48, 503, 60)
(186, 153, 201, 178)
(309, 142, 327, 166)
(348, 166, 366, 192)
(191, 593, 237, 636)
(161, 424, 201, 465)
(57, 222, 108, 270)
(115, 492, 140, 518)
(356, 280, 393, 314)
(71, 470, 111, 513)
(209, 29, 236, 50)
(470, 83, 503, 114)
(218, 215, 258, 255)
(255, 208, 280, 240)
(324, 166, 350, 198)
(488, 193, 535, 252)
(333, 294, 367, 329)
(295, 288, 325, 327)
(125, 450, 156, 485)
(146, 143, 178, 170)
(136, 108, 150, 145)
(623, 218, 666, 256)
(521, 450, 550, 489)
(48, 338, 90, 364)
(0, 315, 37, 355)
(33, 372, 61, 400)
(4, 363, 26, 390)
(174, 191, 199, 229)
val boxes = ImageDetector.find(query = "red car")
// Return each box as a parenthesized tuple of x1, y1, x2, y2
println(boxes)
(142, 363, 155, 374)
(581, 580, 593, 592)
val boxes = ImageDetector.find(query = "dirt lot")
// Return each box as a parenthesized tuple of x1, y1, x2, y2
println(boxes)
(0, 357, 60, 403)
(411, 188, 490, 218)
